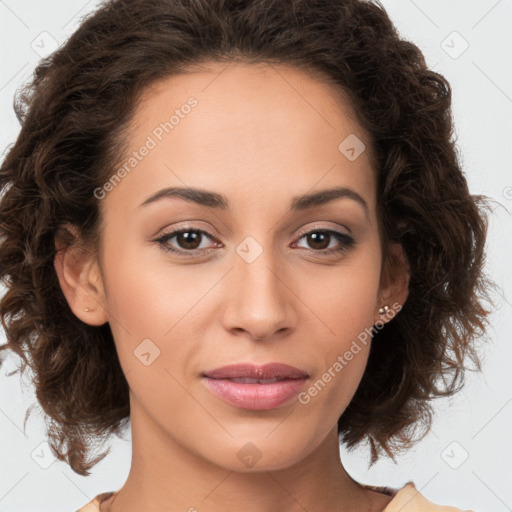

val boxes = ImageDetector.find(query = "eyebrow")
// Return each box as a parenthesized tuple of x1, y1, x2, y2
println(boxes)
(139, 185, 369, 216)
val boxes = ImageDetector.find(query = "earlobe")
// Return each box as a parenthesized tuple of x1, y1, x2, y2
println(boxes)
(54, 225, 108, 326)
(375, 242, 410, 325)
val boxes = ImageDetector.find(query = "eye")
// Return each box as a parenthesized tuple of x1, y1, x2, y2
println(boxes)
(155, 228, 221, 255)
(292, 229, 355, 255)
(154, 226, 355, 257)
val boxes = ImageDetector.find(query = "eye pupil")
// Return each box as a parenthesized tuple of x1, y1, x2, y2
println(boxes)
(308, 232, 329, 250)
(177, 231, 201, 249)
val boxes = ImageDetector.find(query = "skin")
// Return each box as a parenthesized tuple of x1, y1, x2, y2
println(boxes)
(55, 62, 409, 512)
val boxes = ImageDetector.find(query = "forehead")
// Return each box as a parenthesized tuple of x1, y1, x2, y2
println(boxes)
(133, 61, 370, 153)
(107, 61, 377, 216)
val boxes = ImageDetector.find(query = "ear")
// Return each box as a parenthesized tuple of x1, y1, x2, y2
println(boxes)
(374, 242, 409, 325)
(54, 224, 109, 326)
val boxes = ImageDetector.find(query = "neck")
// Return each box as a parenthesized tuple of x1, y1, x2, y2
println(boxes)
(105, 396, 374, 512)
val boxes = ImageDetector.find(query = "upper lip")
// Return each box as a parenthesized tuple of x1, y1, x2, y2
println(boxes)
(202, 363, 309, 380)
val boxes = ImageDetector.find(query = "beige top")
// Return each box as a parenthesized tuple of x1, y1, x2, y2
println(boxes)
(76, 482, 473, 511)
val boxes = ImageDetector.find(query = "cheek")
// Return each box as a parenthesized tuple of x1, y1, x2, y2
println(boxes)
(307, 252, 382, 334)
(100, 245, 206, 421)
(100, 237, 225, 392)
(300, 283, 377, 425)
(101, 239, 210, 336)
(300, 248, 382, 393)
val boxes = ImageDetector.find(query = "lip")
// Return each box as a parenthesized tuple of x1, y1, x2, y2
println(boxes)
(202, 363, 309, 380)
(201, 363, 309, 411)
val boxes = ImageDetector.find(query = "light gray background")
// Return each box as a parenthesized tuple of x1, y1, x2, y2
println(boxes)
(1, 1, 511, 511)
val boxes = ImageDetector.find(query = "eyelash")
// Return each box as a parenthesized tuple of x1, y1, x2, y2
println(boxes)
(154, 227, 355, 257)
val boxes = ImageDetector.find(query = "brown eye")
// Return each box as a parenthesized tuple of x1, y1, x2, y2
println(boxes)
(305, 232, 330, 250)
(175, 231, 202, 250)
(293, 229, 355, 254)
(155, 228, 220, 255)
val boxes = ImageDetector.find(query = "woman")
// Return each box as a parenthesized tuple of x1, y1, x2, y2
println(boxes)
(0, 0, 490, 510)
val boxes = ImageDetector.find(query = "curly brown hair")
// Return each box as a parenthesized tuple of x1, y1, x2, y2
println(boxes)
(0, 0, 492, 476)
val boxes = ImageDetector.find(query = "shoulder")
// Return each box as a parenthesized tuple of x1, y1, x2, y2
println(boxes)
(78, 484, 474, 512)
(381, 482, 474, 512)
(75, 491, 115, 512)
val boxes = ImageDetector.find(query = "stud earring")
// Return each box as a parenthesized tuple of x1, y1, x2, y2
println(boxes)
(84, 308, 90, 312)
(378, 305, 390, 315)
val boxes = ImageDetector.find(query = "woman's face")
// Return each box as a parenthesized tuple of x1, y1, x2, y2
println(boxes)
(72, 62, 406, 471)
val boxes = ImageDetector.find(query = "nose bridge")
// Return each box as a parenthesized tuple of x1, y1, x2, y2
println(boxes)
(223, 234, 295, 339)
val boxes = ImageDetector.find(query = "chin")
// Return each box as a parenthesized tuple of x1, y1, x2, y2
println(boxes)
(199, 433, 314, 473)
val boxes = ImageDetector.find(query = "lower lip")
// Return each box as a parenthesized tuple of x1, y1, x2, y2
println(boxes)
(202, 377, 308, 410)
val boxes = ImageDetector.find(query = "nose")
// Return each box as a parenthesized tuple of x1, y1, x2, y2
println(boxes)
(221, 246, 297, 342)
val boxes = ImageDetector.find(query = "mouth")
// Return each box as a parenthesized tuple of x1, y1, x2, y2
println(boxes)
(202, 362, 309, 380)
(219, 377, 291, 384)
(201, 363, 309, 410)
